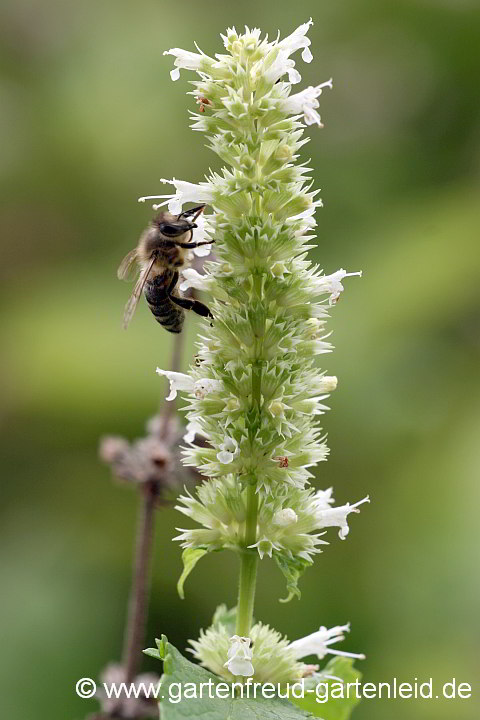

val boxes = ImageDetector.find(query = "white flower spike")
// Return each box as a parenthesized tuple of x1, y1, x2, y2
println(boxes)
(150, 22, 369, 683)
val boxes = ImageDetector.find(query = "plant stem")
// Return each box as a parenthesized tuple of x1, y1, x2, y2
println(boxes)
(122, 332, 184, 682)
(236, 283, 264, 635)
(122, 479, 157, 682)
(236, 483, 259, 636)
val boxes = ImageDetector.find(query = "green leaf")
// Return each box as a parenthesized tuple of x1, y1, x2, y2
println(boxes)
(143, 646, 161, 660)
(211, 604, 238, 636)
(177, 548, 208, 600)
(290, 657, 362, 720)
(155, 636, 313, 720)
(274, 554, 311, 603)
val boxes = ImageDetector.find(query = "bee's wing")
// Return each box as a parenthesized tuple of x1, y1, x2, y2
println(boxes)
(117, 248, 139, 281)
(122, 255, 157, 329)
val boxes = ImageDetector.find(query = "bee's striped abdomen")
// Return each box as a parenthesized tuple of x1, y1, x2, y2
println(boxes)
(144, 272, 184, 334)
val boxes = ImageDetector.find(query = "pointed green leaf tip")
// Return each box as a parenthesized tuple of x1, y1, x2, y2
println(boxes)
(177, 548, 208, 599)
(151, 638, 313, 720)
(275, 554, 312, 603)
(291, 657, 362, 720)
(143, 635, 167, 661)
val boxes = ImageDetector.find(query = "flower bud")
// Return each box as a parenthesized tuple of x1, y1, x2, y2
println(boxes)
(273, 508, 298, 526)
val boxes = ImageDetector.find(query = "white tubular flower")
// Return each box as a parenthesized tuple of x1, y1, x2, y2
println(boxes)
(312, 269, 362, 305)
(224, 635, 254, 677)
(191, 213, 213, 257)
(179, 268, 213, 293)
(273, 508, 298, 526)
(138, 178, 214, 214)
(184, 418, 205, 444)
(156, 369, 194, 401)
(194, 244, 211, 257)
(312, 487, 335, 511)
(280, 79, 333, 126)
(260, 51, 301, 85)
(288, 624, 365, 661)
(286, 205, 318, 231)
(163, 47, 212, 81)
(315, 496, 370, 539)
(275, 18, 314, 63)
(217, 436, 239, 464)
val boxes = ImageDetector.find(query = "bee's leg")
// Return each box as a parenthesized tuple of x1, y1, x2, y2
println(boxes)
(174, 239, 215, 249)
(169, 293, 213, 320)
(167, 270, 213, 322)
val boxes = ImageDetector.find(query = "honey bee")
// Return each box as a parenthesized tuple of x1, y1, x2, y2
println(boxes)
(117, 204, 213, 333)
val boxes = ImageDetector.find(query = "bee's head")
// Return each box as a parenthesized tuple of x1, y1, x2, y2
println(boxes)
(152, 211, 197, 239)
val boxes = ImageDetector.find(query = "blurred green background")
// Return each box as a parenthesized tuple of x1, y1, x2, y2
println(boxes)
(1, 1, 479, 718)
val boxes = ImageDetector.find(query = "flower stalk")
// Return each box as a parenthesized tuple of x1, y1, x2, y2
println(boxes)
(236, 484, 259, 636)
(97, 330, 203, 718)
(122, 478, 158, 682)
(122, 331, 186, 682)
